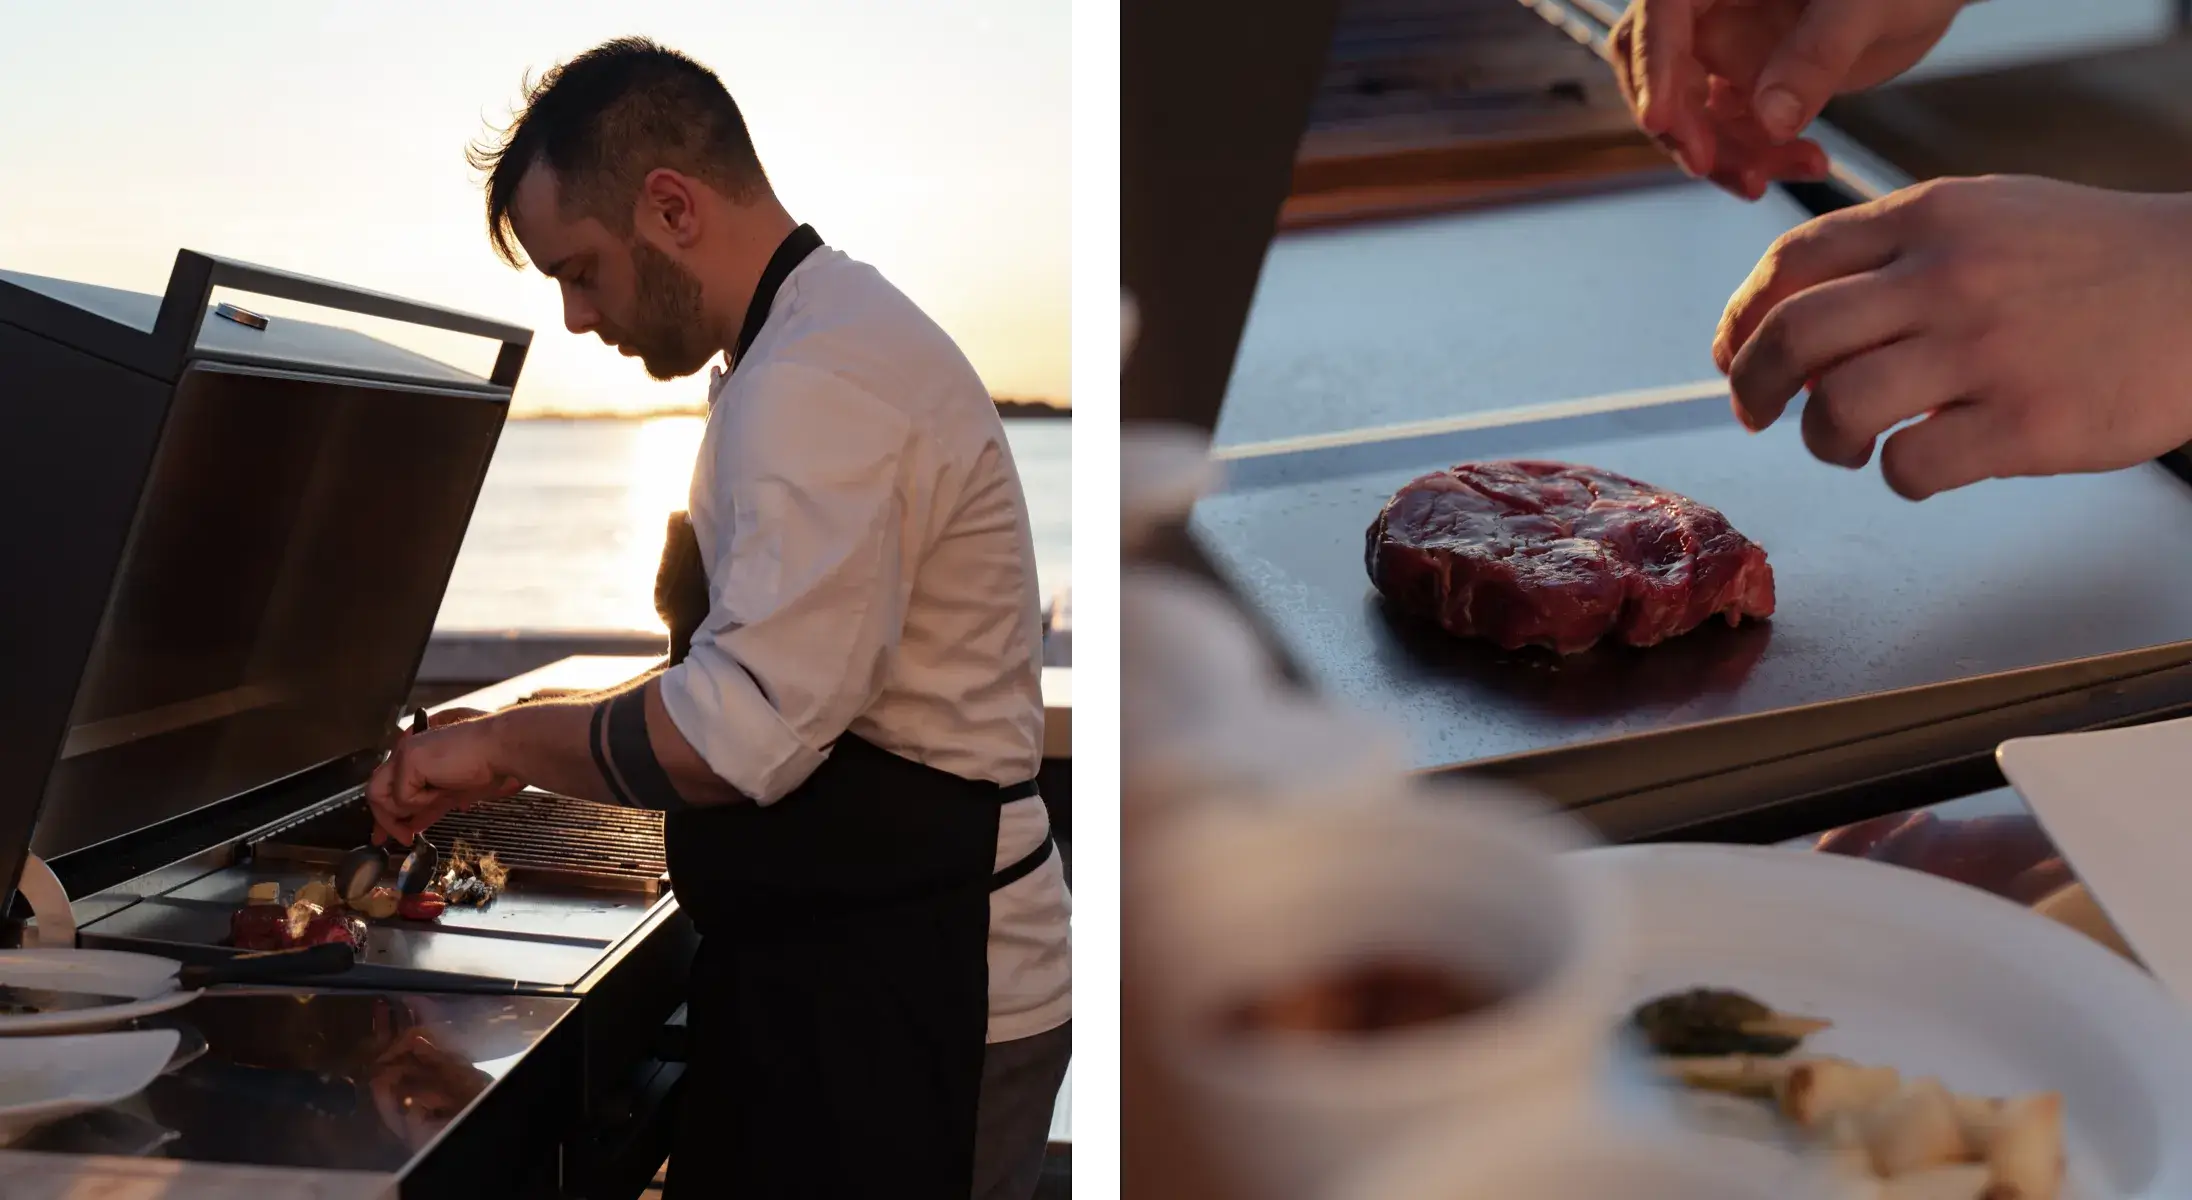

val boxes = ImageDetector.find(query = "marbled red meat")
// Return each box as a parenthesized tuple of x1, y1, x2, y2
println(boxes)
(230, 904, 290, 952)
(1366, 460, 1775, 654)
(228, 900, 365, 952)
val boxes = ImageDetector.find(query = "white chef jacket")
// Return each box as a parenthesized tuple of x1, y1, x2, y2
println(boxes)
(656, 244, 1071, 1044)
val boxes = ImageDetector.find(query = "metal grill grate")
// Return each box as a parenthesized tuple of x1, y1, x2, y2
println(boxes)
(1306, 0, 1630, 147)
(256, 790, 667, 893)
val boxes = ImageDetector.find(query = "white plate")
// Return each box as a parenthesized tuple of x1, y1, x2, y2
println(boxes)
(2000, 716, 2192, 1007)
(1578, 843, 2192, 1199)
(0, 949, 197, 1035)
(0, 1027, 180, 1144)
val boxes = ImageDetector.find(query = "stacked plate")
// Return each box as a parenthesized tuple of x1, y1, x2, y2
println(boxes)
(0, 949, 201, 1147)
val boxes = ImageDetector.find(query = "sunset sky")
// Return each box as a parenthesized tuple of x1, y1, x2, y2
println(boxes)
(0, 1, 1069, 414)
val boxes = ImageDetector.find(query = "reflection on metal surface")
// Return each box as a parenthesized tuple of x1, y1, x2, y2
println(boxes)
(215, 302, 270, 331)
(24, 990, 570, 1173)
(17, 1102, 182, 1157)
(1210, 377, 1726, 462)
(61, 684, 287, 759)
(1369, 596, 1773, 720)
(1285, 0, 1672, 229)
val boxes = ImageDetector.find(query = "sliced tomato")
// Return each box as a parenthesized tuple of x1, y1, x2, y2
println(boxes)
(397, 891, 447, 922)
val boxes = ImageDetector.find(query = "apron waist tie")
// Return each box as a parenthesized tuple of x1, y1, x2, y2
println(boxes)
(988, 779, 1046, 894)
(990, 832, 1054, 893)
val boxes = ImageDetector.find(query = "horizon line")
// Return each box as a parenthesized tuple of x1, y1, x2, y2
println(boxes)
(507, 395, 1072, 422)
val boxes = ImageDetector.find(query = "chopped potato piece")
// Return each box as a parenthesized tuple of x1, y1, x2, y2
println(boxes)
(1982, 1093, 2064, 1200)
(1876, 1164, 1992, 1200)
(1782, 1059, 1903, 1128)
(1864, 1077, 1969, 1176)
(1657, 1053, 1803, 1098)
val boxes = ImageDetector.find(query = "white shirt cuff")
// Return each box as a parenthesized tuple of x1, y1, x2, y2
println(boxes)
(657, 650, 830, 805)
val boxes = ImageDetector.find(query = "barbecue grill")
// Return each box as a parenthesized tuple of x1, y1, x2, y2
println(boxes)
(0, 251, 692, 1197)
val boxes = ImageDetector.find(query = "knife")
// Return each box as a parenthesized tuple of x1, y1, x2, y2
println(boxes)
(0, 942, 358, 1015)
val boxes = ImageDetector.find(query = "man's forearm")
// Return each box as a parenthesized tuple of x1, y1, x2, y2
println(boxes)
(481, 676, 744, 809)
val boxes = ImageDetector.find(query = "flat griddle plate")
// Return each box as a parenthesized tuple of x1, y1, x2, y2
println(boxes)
(1191, 393, 2192, 811)
(76, 857, 666, 992)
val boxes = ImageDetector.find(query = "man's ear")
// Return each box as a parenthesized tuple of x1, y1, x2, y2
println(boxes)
(637, 168, 705, 249)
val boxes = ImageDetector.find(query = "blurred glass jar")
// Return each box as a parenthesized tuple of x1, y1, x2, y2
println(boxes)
(1127, 788, 1622, 1200)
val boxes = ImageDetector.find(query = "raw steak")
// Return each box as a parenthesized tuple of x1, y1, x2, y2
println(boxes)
(1366, 460, 1774, 654)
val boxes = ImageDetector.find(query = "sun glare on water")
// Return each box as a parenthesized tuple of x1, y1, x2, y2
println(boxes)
(614, 415, 710, 630)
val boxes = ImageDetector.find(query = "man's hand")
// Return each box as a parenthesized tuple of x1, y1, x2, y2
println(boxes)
(1816, 810, 2071, 905)
(1608, 0, 1963, 198)
(366, 721, 523, 845)
(1717, 176, 2192, 499)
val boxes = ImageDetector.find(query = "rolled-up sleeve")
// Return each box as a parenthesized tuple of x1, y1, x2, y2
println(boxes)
(657, 361, 924, 804)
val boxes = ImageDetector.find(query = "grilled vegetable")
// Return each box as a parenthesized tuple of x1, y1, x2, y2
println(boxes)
(432, 842, 506, 909)
(397, 891, 447, 922)
(1630, 987, 1831, 1057)
(354, 886, 401, 920)
(294, 878, 342, 911)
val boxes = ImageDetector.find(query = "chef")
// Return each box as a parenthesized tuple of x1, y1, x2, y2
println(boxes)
(366, 37, 1070, 1200)
(1610, 2, 2192, 911)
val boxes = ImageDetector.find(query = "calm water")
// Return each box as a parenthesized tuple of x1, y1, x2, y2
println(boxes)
(437, 417, 1072, 633)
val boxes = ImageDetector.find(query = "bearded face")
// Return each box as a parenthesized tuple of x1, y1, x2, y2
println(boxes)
(613, 236, 716, 381)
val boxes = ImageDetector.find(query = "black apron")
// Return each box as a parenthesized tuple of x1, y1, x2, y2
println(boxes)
(656, 225, 1052, 1199)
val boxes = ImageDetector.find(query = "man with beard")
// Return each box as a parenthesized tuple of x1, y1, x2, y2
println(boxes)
(366, 37, 1070, 1200)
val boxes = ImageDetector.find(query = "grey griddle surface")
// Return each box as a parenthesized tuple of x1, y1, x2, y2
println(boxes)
(0, 268, 497, 393)
(77, 861, 662, 991)
(1212, 180, 1812, 447)
(1191, 393, 2192, 785)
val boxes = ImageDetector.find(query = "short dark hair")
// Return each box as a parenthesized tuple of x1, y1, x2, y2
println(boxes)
(468, 37, 769, 268)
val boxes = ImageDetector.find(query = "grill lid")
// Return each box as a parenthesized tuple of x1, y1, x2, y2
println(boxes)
(0, 250, 532, 912)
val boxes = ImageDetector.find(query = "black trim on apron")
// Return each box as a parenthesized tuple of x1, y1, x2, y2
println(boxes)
(653, 223, 1046, 1199)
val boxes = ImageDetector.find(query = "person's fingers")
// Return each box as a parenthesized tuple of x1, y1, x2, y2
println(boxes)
(1634, 0, 1718, 176)
(1632, 0, 1698, 136)
(1754, 2, 1881, 140)
(1926, 814, 2057, 878)
(1800, 334, 1973, 469)
(1701, 140, 1830, 199)
(1726, 266, 1925, 433)
(391, 791, 464, 842)
(1815, 812, 1918, 857)
(366, 755, 410, 845)
(427, 708, 489, 729)
(1698, 80, 1830, 194)
(396, 743, 443, 812)
(1708, 164, 1767, 202)
(1607, 20, 1642, 114)
(1862, 810, 1941, 870)
(2006, 857, 2075, 907)
(1877, 399, 2023, 501)
(1717, 204, 1908, 376)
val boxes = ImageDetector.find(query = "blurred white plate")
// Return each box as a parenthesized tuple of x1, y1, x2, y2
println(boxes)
(0, 1027, 179, 1145)
(2000, 716, 2192, 1008)
(1577, 843, 2192, 1199)
(0, 949, 197, 1035)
